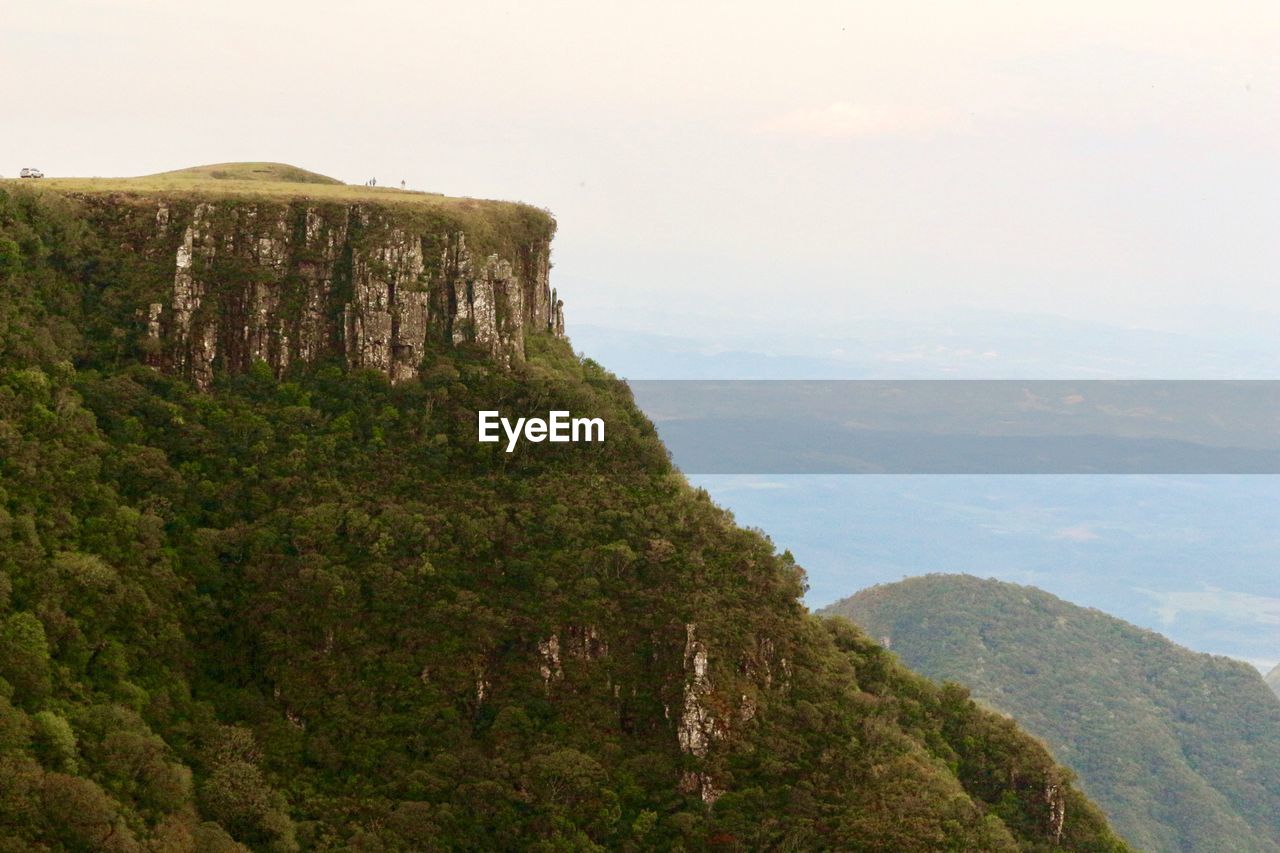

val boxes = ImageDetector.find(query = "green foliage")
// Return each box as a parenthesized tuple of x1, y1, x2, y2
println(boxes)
(828, 574, 1280, 852)
(0, 236, 21, 276)
(153, 163, 346, 186)
(0, 187, 1130, 850)
(0, 612, 52, 706)
(31, 711, 78, 772)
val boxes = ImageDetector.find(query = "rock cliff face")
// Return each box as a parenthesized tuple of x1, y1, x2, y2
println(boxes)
(79, 194, 563, 388)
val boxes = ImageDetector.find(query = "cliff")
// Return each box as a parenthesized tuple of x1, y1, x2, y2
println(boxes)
(32, 163, 563, 388)
(0, 172, 1129, 850)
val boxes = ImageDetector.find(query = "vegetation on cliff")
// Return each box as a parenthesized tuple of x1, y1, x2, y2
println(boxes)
(0, 177, 1126, 850)
(14, 163, 556, 277)
(826, 575, 1280, 852)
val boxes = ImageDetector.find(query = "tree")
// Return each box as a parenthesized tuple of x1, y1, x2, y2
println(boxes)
(0, 612, 51, 707)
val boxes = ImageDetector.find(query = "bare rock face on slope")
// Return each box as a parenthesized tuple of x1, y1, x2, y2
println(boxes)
(80, 194, 563, 388)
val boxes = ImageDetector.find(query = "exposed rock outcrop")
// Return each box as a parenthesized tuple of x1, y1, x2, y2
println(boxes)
(537, 626, 609, 690)
(538, 634, 563, 688)
(676, 623, 727, 805)
(83, 195, 561, 388)
(678, 624, 715, 759)
(1047, 778, 1067, 844)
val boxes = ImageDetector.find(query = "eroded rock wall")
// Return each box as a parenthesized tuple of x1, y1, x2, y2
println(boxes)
(88, 196, 562, 388)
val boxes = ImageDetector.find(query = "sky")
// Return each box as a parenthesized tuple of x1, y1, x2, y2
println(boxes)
(4, 1, 1277, 663)
(4, 0, 1278, 342)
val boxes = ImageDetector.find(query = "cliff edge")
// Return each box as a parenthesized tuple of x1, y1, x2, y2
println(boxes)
(17, 163, 563, 388)
(0, 174, 1131, 850)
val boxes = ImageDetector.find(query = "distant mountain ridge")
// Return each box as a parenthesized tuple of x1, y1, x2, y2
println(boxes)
(825, 574, 1280, 852)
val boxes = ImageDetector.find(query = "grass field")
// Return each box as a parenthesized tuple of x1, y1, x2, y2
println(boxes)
(1, 162, 539, 218)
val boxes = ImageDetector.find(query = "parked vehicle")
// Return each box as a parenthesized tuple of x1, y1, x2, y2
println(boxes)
(19, 167, 44, 179)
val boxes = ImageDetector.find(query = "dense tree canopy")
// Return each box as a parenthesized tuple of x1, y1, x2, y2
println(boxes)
(0, 184, 1127, 850)
(828, 575, 1280, 852)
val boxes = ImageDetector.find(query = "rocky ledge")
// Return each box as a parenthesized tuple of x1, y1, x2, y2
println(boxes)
(74, 190, 562, 388)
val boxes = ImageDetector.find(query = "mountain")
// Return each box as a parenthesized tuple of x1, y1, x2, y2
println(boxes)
(0, 168, 1126, 849)
(1267, 664, 1280, 699)
(825, 575, 1280, 852)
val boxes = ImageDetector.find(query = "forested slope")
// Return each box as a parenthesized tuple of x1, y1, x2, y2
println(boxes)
(827, 575, 1280, 852)
(0, 180, 1126, 850)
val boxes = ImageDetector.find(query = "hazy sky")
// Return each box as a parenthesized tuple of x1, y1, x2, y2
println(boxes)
(5, 0, 1278, 341)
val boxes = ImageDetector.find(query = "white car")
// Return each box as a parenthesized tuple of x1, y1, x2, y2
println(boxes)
(19, 167, 44, 179)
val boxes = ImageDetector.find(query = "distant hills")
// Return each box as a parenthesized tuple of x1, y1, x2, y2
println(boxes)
(1267, 664, 1280, 699)
(825, 575, 1280, 852)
